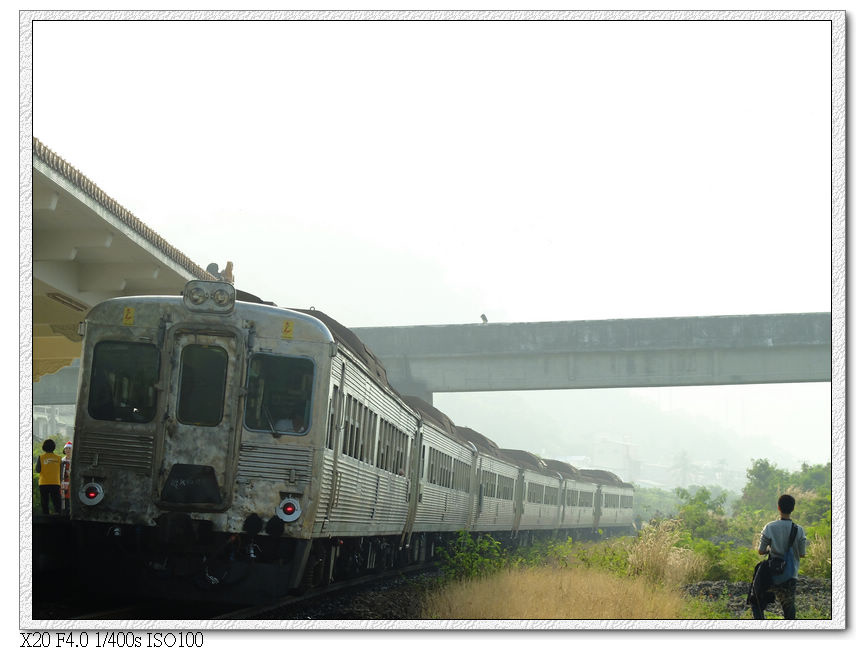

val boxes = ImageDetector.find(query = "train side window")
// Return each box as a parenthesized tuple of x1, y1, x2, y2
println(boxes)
(244, 354, 314, 435)
(326, 386, 338, 449)
(376, 422, 385, 468)
(382, 422, 389, 469)
(604, 493, 620, 508)
(350, 399, 360, 458)
(88, 341, 159, 423)
(578, 490, 593, 507)
(366, 413, 378, 465)
(420, 445, 426, 479)
(497, 475, 514, 500)
(344, 398, 353, 456)
(177, 344, 228, 426)
(527, 482, 543, 504)
(360, 407, 370, 462)
(427, 448, 436, 485)
(357, 402, 366, 460)
(350, 398, 360, 458)
(429, 447, 444, 485)
(482, 470, 496, 498)
(344, 397, 352, 455)
(396, 431, 407, 476)
(620, 495, 633, 508)
(394, 429, 402, 474)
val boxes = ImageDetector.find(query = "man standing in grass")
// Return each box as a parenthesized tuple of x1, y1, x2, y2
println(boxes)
(752, 494, 809, 619)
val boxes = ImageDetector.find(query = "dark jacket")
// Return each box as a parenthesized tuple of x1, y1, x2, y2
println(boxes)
(747, 559, 776, 611)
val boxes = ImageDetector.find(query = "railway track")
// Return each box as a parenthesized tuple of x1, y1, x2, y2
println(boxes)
(33, 564, 438, 621)
(214, 564, 439, 620)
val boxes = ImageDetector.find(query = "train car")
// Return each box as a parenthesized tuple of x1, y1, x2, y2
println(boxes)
(454, 425, 520, 534)
(542, 458, 595, 532)
(402, 397, 475, 537)
(67, 279, 633, 603)
(499, 450, 563, 533)
(578, 469, 635, 534)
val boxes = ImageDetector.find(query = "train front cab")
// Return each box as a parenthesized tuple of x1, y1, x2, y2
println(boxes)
(70, 281, 337, 602)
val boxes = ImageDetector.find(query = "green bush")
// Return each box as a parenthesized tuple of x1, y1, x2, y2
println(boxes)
(690, 538, 728, 581)
(511, 536, 574, 569)
(436, 531, 506, 581)
(718, 543, 760, 582)
(571, 538, 632, 577)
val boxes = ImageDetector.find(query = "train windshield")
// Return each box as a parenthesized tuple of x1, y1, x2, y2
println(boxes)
(244, 354, 314, 435)
(87, 341, 160, 423)
(177, 344, 229, 426)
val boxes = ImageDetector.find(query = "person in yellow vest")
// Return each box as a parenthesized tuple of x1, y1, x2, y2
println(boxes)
(35, 439, 62, 515)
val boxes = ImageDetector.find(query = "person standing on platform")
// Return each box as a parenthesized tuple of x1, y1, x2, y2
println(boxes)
(60, 441, 73, 516)
(35, 439, 62, 515)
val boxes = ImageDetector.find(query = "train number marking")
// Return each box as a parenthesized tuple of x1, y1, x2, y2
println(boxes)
(281, 320, 294, 339)
(122, 307, 135, 326)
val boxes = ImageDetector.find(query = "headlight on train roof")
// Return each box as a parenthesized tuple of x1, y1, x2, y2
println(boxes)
(212, 288, 232, 307)
(187, 285, 207, 305)
(182, 280, 235, 313)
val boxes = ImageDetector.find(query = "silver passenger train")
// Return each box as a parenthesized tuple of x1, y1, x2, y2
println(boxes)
(69, 280, 634, 602)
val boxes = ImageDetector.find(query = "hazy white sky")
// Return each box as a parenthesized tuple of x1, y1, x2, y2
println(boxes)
(30, 17, 834, 472)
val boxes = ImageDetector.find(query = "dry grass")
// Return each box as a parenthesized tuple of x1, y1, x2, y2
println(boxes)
(783, 486, 820, 502)
(422, 565, 686, 619)
(801, 532, 831, 579)
(627, 519, 707, 585)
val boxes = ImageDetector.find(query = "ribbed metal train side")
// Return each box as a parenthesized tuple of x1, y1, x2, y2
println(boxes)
(412, 422, 473, 533)
(472, 454, 520, 532)
(519, 470, 565, 530)
(559, 479, 599, 529)
(597, 485, 633, 530)
(313, 350, 416, 537)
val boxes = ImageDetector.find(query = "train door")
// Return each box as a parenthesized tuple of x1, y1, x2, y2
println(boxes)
(475, 457, 484, 522)
(511, 469, 525, 536)
(154, 329, 242, 511)
(465, 443, 478, 529)
(592, 485, 603, 530)
(559, 479, 567, 527)
(401, 420, 423, 545)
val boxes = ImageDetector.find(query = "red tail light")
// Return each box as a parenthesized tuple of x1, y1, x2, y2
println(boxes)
(79, 482, 105, 505)
(276, 497, 301, 523)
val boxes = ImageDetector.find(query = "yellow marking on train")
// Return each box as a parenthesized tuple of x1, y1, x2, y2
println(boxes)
(122, 307, 135, 326)
(282, 320, 294, 339)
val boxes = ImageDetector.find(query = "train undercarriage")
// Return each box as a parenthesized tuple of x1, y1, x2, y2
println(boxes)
(61, 513, 634, 605)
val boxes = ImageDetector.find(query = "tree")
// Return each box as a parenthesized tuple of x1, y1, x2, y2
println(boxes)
(735, 458, 790, 514)
(676, 486, 728, 540)
(793, 463, 831, 496)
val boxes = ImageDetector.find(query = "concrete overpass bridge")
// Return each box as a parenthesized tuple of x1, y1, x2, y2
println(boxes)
(353, 313, 830, 403)
(29, 138, 831, 407)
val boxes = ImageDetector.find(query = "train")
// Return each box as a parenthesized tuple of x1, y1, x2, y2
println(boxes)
(68, 279, 634, 603)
